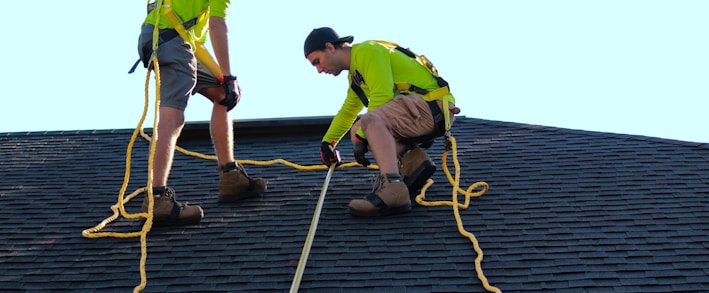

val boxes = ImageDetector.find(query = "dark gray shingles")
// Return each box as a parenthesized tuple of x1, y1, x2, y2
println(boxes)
(0, 117, 707, 292)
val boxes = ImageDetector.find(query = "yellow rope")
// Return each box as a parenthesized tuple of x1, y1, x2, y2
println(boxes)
(414, 136, 500, 293)
(84, 127, 500, 293)
(82, 5, 496, 288)
(81, 54, 161, 293)
(138, 130, 368, 171)
(82, 3, 166, 290)
(158, 134, 501, 292)
(82, 84, 499, 293)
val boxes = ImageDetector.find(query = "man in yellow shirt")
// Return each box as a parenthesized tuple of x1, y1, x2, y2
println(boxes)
(304, 27, 460, 218)
(136, 0, 266, 226)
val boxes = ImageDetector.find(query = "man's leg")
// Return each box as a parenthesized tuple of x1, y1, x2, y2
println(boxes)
(139, 31, 206, 226)
(348, 112, 411, 217)
(200, 86, 235, 166)
(199, 86, 267, 202)
(143, 106, 203, 226)
(398, 145, 436, 197)
(381, 96, 452, 197)
(360, 113, 399, 175)
(152, 106, 185, 187)
(398, 99, 460, 195)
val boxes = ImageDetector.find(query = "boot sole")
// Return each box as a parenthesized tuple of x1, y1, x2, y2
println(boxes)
(348, 202, 412, 218)
(404, 160, 436, 197)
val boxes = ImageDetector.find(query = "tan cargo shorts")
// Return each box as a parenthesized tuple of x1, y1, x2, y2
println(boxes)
(356, 94, 458, 141)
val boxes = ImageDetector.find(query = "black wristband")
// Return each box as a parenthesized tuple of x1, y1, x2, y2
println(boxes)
(223, 75, 237, 82)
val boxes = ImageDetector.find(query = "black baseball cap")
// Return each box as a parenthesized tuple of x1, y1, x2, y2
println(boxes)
(303, 27, 354, 57)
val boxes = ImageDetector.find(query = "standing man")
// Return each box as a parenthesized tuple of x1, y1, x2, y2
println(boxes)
(136, 0, 267, 226)
(304, 27, 460, 218)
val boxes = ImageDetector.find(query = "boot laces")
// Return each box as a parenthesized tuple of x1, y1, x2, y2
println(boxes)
(163, 187, 188, 207)
(162, 187, 176, 199)
(236, 164, 249, 176)
(370, 174, 385, 193)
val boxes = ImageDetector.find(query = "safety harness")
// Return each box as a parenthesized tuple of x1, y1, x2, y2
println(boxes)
(128, 17, 197, 74)
(128, 1, 222, 79)
(350, 41, 454, 145)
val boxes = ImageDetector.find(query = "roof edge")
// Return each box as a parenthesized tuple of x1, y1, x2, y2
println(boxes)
(469, 118, 709, 149)
(179, 116, 334, 140)
(3, 116, 706, 149)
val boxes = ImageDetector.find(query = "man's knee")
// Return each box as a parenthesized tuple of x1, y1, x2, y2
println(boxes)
(350, 120, 362, 137)
(359, 112, 384, 131)
(198, 86, 226, 104)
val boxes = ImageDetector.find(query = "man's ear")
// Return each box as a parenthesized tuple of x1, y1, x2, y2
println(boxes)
(325, 42, 335, 52)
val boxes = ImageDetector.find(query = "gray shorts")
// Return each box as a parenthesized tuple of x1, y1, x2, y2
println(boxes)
(138, 24, 221, 110)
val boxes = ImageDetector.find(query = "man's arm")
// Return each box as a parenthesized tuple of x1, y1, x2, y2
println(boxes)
(208, 16, 231, 77)
(356, 42, 395, 110)
(322, 92, 363, 145)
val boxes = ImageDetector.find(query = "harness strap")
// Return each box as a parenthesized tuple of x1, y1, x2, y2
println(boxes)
(168, 201, 182, 222)
(128, 17, 198, 74)
(426, 87, 452, 132)
(395, 83, 450, 101)
(365, 192, 387, 208)
(162, 1, 223, 78)
(351, 70, 368, 107)
(130, 0, 220, 78)
(128, 58, 143, 74)
(399, 100, 446, 147)
(394, 82, 453, 132)
(157, 18, 198, 43)
(388, 41, 453, 131)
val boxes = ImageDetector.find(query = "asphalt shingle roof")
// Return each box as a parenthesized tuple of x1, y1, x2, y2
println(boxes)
(1, 116, 707, 292)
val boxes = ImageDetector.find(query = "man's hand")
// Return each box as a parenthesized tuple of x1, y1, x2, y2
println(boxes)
(319, 141, 339, 166)
(219, 75, 240, 111)
(352, 134, 371, 167)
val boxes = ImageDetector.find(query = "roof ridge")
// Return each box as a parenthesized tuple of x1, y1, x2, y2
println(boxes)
(466, 117, 708, 148)
(3, 116, 707, 149)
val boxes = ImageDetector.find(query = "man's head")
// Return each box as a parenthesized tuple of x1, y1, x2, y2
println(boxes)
(304, 27, 353, 76)
(304, 27, 353, 57)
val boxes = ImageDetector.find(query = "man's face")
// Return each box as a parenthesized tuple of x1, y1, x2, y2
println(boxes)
(306, 43, 345, 76)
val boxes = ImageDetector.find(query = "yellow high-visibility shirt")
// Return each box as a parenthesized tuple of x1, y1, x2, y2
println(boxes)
(142, 0, 230, 43)
(322, 40, 455, 143)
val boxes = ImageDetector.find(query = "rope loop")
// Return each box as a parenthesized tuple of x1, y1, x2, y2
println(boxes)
(414, 136, 500, 292)
(82, 53, 162, 292)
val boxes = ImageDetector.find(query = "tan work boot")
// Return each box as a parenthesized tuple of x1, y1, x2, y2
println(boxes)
(218, 162, 267, 203)
(141, 187, 203, 226)
(399, 146, 436, 197)
(349, 173, 411, 217)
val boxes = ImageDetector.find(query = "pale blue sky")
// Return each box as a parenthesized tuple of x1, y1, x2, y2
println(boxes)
(2, 1, 707, 143)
